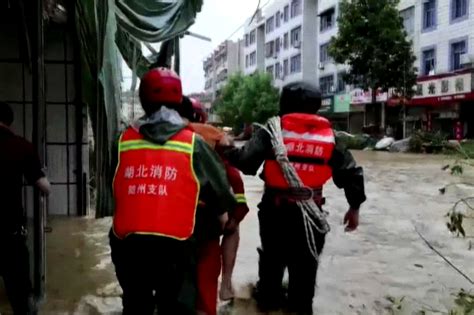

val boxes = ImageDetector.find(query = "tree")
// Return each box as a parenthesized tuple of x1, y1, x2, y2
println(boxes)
(215, 72, 279, 132)
(329, 0, 417, 104)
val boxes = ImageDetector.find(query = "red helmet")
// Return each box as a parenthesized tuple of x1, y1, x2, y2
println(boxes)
(139, 68, 183, 111)
(190, 98, 208, 123)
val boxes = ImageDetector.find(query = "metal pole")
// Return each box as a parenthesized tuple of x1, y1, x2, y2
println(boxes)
(32, 0, 46, 301)
(72, 1, 85, 216)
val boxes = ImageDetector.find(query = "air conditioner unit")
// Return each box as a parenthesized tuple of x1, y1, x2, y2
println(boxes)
(318, 63, 325, 70)
(293, 41, 301, 49)
(460, 54, 473, 66)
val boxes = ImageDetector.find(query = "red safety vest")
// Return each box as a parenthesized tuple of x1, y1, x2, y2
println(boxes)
(113, 127, 200, 240)
(263, 113, 335, 189)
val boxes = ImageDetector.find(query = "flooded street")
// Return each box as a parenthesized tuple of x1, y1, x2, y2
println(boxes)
(1, 151, 474, 314)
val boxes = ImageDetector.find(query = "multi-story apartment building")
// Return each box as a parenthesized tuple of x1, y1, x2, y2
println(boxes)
(313, 0, 474, 137)
(261, 0, 317, 87)
(209, 0, 474, 137)
(243, 9, 266, 75)
(203, 40, 243, 101)
(402, 0, 474, 138)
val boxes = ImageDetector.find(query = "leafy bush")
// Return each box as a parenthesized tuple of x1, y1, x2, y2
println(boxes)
(409, 130, 448, 153)
(336, 133, 373, 150)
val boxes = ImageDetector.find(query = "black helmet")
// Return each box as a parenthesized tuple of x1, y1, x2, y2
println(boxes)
(279, 82, 322, 116)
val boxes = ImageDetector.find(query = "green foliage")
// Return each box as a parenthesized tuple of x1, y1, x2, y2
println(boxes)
(329, 0, 417, 99)
(336, 133, 373, 150)
(215, 72, 279, 131)
(409, 130, 448, 153)
(449, 289, 474, 315)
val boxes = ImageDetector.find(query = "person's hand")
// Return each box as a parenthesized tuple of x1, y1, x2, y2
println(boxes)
(224, 218, 239, 234)
(343, 208, 359, 232)
(219, 134, 233, 147)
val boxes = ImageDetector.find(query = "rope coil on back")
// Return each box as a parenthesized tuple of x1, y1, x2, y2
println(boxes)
(256, 117, 330, 259)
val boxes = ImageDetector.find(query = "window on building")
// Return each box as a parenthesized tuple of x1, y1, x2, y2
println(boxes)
(245, 34, 249, 47)
(290, 54, 301, 73)
(266, 16, 275, 34)
(245, 55, 249, 68)
(291, 26, 302, 47)
(266, 41, 275, 58)
(266, 65, 275, 77)
(452, 0, 468, 21)
(250, 30, 256, 44)
(283, 59, 289, 76)
(250, 51, 257, 66)
(291, 0, 302, 18)
(400, 6, 415, 35)
(275, 37, 281, 54)
(337, 72, 346, 92)
(275, 62, 281, 79)
(320, 8, 335, 32)
(284, 5, 290, 22)
(421, 48, 436, 75)
(320, 75, 335, 95)
(276, 12, 281, 28)
(451, 40, 467, 71)
(423, 0, 436, 30)
(284, 33, 289, 49)
(320, 43, 331, 63)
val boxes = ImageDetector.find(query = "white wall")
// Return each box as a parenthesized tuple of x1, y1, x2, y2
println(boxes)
(417, 0, 474, 74)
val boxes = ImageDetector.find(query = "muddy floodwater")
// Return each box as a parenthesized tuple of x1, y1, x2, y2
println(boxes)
(1, 151, 474, 314)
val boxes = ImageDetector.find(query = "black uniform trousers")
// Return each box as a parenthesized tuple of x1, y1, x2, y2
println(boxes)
(256, 195, 326, 315)
(110, 231, 197, 315)
(0, 233, 33, 315)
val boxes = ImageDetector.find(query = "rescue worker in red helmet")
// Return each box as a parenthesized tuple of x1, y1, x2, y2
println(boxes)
(224, 82, 366, 314)
(109, 68, 236, 315)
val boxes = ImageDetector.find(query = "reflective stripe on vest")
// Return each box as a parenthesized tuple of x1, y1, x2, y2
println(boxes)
(263, 113, 335, 189)
(235, 193, 247, 204)
(113, 127, 200, 240)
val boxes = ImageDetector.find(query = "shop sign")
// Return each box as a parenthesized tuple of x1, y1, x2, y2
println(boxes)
(350, 88, 388, 105)
(413, 72, 472, 102)
(334, 93, 351, 113)
(320, 97, 333, 113)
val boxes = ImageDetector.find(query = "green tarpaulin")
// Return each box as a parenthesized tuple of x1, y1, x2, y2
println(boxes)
(75, 0, 202, 217)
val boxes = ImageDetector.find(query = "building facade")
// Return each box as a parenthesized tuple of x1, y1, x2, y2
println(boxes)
(256, 0, 318, 88)
(402, 0, 474, 138)
(207, 0, 474, 138)
(203, 40, 243, 101)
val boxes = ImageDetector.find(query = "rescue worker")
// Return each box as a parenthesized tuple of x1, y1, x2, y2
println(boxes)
(0, 101, 51, 315)
(109, 68, 236, 315)
(224, 82, 366, 314)
(180, 97, 250, 314)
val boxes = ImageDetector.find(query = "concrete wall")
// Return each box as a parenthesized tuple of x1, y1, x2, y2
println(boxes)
(302, 0, 318, 84)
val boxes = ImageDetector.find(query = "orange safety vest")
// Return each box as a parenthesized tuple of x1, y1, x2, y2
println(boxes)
(263, 113, 335, 189)
(112, 127, 200, 240)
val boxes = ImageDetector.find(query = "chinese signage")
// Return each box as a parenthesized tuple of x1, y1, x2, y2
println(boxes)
(123, 164, 179, 196)
(350, 88, 388, 105)
(412, 72, 473, 103)
(320, 97, 334, 113)
(334, 93, 351, 113)
(284, 141, 327, 172)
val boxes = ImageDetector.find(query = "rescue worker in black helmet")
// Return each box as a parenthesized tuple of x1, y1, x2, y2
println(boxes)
(224, 82, 366, 314)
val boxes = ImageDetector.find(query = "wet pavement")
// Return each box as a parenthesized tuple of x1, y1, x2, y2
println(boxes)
(1, 151, 474, 314)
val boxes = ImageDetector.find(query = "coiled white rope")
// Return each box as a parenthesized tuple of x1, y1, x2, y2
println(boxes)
(256, 117, 330, 259)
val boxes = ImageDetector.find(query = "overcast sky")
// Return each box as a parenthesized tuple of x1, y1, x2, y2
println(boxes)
(122, 0, 262, 94)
